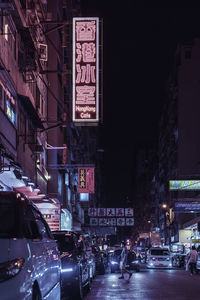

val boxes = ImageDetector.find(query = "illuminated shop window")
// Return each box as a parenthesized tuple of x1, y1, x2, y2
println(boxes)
(4, 17, 16, 59)
(80, 193, 89, 201)
(6, 94, 16, 125)
(4, 24, 8, 41)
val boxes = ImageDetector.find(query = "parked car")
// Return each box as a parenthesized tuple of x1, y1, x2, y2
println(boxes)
(92, 246, 107, 275)
(52, 231, 91, 300)
(85, 246, 96, 280)
(75, 233, 96, 280)
(146, 247, 172, 269)
(109, 249, 122, 273)
(0, 191, 61, 300)
(109, 249, 140, 273)
(195, 252, 200, 272)
(126, 250, 140, 272)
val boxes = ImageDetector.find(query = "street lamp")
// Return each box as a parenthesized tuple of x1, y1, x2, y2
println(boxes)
(162, 203, 167, 209)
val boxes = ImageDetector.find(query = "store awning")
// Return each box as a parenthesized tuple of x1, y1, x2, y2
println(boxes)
(13, 186, 47, 200)
(18, 94, 43, 129)
(0, 171, 24, 190)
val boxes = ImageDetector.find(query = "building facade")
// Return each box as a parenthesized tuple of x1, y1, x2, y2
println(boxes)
(0, 0, 104, 233)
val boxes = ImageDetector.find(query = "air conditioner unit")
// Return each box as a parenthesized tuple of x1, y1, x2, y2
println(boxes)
(38, 43, 48, 61)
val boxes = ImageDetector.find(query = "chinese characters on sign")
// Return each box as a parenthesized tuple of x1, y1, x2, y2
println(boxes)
(88, 208, 134, 226)
(78, 167, 95, 193)
(169, 180, 200, 190)
(88, 207, 134, 217)
(88, 207, 97, 216)
(89, 217, 134, 226)
(73, 17, 99, 123)
(125, 208, 134, 217)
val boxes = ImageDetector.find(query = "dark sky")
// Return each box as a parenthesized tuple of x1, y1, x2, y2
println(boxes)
(80, 3, 200, 206)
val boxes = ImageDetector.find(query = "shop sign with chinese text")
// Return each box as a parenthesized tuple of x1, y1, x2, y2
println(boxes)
(89, 217, 134, 226)
(35, 202, 60, 231)
(78, 167, 94, 193)
(88, 207, 134, 217)
(174, 202, 200, 212)
(169, 180, 200, 190)
(73, 17, 99, 124)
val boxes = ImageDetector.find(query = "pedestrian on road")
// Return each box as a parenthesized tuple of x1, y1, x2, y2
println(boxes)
(119, 242, 132, 281)
(187, 245, 198, 275)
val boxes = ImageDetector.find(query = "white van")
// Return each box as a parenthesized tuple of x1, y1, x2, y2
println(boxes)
(146, 247, 172, 269)
(0, 191, 61, 300)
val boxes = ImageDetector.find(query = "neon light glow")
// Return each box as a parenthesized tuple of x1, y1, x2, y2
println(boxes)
(169, 180, 200, 190)
(78, 167, 94, 193)
(73, 18, 99, 123)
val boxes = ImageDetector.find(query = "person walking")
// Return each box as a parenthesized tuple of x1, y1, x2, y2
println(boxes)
(187, 245, 198, 275)
(118, 242, 132, 281)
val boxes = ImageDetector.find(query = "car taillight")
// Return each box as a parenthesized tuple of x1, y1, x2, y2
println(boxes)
(0, 258, 24, 282)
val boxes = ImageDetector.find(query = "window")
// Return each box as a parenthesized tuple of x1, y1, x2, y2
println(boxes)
(80, 193, 89, 201)
(32, 207, 53, 239)
(18, 108, 25, 135)
(6, 94, 16, 125)
(4, 17, 16, 60)
(0, 195, 21, 238)
(0, 80, 17, 126)
(150, 249, 170, 256)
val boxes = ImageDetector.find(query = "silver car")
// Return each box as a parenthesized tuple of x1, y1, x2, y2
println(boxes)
(0, 191, 61, 300)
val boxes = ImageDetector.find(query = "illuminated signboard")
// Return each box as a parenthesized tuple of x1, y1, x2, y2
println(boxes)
(90, 217, 134, 226)
(174, 202, 200, 212)
(88, 207, 134, 227)
(35, 202, 60, 231)
(88, 208, 134, 217)
(169, 180, 200, 190)
(80, 193, 89, 201)
(78, 167, 95, 193)
(61, 209, 72, 231)
(73, 17, 99, 123)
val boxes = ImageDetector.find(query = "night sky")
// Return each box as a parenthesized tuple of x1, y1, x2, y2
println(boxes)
(80, 3, 200, 206)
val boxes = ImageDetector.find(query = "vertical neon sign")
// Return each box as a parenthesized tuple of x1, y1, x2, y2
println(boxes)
(73, 17, 99, 123)
(78, 167, 95, 193)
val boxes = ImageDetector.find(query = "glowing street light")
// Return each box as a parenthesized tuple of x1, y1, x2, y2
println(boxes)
(162, 204, 167, 209)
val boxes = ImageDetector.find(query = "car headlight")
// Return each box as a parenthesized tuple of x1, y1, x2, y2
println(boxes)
(166, 258, 170, 261)
(151, 257, 156, 261)
(0, 258, 24, 282)
(132, 260, 139, 264)
(111, 261, 118, 265)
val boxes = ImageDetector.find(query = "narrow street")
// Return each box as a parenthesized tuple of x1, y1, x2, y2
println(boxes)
(85, 269, 200, 300)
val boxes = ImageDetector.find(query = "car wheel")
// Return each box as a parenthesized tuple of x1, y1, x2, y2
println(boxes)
(136, 268, 140, 272)
(110, 267, 115, 273)
(73, 277, 84, 300)
(98, 263, 105, 275)
(85, 271, 91, 293)
(32, 285, 42, 300)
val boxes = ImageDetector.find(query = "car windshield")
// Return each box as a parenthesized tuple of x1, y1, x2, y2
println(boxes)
(127, 251, 137, 261)
(0, 194, 21, 238)
(150, 249, 170, 256)
(114, 249, 122, 257)
(53, 234, 76, 253)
